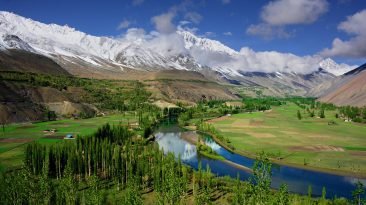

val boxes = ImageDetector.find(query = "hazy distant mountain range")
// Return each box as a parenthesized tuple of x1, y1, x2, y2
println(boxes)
(0, 11, 362, 98)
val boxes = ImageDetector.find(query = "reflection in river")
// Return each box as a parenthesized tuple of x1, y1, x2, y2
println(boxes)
(155, 121, 365, 199)
(155, 132, 197, 161)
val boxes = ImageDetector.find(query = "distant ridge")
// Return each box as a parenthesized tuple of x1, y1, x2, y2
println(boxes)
(319, 63, 366, 107)
(0, 11, 357, 97)
(344, 63, 366, 76)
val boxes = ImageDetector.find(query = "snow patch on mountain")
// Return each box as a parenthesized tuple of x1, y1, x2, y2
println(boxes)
(178, 29, 237, 55)
(0, 33, 35, 52)
(319, 58, 357, 76)
(0, 11, 357, 78)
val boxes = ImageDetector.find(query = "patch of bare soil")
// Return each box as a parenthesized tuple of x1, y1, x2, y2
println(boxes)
(305, 134, 331, 139)
(280, 131, 299, 135)
(246, 132, 276, 139)
(231, 119, 276, 128)
(207, 116, 230, 123)
(225, 101, 243, 107)
(153, 100, 178, 109)
(146, 79, 238, 103)
(184, 126, 197, 131)
(349, 151, 366, 157)
(249, 119, 264, 126)
(231, 119, 250, 127)
(180, 131, 199, 145)
(17, 125, 37, 129)
(290, 145, 344, 152)
(46, 101, 97, 117)
(0, 138, 34, 143)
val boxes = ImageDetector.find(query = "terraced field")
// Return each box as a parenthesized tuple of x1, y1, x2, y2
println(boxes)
(209, 103, 366, 176)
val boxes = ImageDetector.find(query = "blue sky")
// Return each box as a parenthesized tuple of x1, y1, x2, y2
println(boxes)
(1, 0, 365, 65)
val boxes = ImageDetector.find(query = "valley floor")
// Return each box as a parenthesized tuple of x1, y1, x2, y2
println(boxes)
(208, 103, 366, 177)
(0, 113, 138, 171)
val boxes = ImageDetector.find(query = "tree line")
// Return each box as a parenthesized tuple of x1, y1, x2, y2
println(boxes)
(1, 123, 365, 204)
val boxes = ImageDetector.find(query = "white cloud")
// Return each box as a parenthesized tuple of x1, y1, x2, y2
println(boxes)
(151, 11, 177, 34)
(261, 0, 329, 26)
(184, 12, 202, 24)
(118, 27, 353, 75)
(222, 0, 231, 4)
(202, 31, 216, 38)
(177, 23, 199, 34)
(132, 0, 144, 6)
(179, 20, 191, 26)
(190, 45, 327, 74)
(321, 9, 366, 58)
(246, 23, 291, 39)
(338, 10, 366, 35)
(117, 19, 131, 30)
(145, 33, 188, 56)
(119, 28, 186, 57)
(123, 28, 149, 41)
(237, 47, 323, 73)
(223, 32, 232, 36)
(248, 0, 328, 39)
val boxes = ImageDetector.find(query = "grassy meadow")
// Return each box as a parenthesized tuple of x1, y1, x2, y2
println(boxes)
(209, 103, 366, 176)
(0, 113, 138, 171)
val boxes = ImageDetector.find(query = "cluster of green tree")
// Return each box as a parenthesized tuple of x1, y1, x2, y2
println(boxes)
(136, 106, 162, 138)
(177, 101, 234, 126)
(289, 97, 366, 123)
(177, 99, 250, 127)
(286, 97, 316, 109)
(299, 107, 325, 119)
(196, 142, 224, 161)
(242, 97, 284, 112)
(339, 106, 366, 123)
(0, 123, 192, 204)
(285, 97, 336, 111)
(1, 123, 365, 204)
(162, 107, 183, 118)
(230, 153, 362, 205)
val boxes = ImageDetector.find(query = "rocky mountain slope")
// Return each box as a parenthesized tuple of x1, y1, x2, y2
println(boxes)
(319, 63, 366, 107)
(0, 11, 356, 97)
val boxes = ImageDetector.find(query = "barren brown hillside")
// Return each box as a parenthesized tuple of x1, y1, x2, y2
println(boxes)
(320, 69, 366, 107)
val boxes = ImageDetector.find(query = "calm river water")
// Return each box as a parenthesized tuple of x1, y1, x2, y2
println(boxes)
(154, 121, 365, 199)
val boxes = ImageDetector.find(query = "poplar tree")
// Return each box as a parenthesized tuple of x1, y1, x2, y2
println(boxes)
(297, 110, 302, 120)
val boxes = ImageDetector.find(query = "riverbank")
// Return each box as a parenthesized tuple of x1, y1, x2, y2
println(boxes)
(180, 128, 252, 172)
(202, 118, 366, 179)
(157, 120, 362, 199)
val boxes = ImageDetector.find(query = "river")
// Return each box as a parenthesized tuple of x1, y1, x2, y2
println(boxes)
(154, 121, 365, 199)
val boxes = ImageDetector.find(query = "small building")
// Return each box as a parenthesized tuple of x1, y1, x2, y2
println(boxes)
(64, 134, 75, 140)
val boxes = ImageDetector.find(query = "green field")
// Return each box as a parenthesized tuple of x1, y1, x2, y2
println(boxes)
(0, 113, 138, 171)
(209, 103, 366, 176)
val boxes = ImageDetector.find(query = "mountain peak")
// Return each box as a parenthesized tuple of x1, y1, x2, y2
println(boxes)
(177, 29, 237, 55)
(319, 58, 355, 76)
(0, 11, 355, 79)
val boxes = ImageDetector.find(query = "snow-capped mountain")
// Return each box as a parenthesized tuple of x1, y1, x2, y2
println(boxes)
(0, 34, 35, 52)
(0, 11, 356, 96)
(319, 58, 356, 76)
(178, 30, 237, 55)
